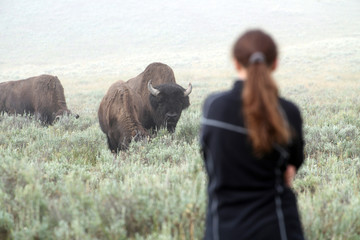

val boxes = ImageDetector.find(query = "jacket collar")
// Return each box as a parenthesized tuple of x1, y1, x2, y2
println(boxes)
(231, 79, 244, 98)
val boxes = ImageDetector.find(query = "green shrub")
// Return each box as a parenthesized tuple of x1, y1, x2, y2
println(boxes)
(0, 72, 359, 239)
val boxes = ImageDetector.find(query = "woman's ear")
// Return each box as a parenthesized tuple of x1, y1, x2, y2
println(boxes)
(233, 58, 248, 80)
(233, 58, 244, 71)
(270, 58, 278, 72)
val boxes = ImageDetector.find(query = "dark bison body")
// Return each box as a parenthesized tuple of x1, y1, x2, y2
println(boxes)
(0, 74, 77, 124)
(98, 62, 192, 152)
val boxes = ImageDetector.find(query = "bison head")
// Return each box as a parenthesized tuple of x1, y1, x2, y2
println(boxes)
(148, 80, 192, 132)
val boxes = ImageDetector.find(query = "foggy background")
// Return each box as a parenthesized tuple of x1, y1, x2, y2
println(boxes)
(1, 0, 359, 82)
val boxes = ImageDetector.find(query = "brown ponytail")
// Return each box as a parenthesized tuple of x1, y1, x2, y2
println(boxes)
(233, 30, 291, 155)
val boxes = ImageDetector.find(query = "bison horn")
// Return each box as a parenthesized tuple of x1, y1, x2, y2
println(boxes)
(148, 80, 160, 96)
(184, 83, 192, 97)
(55, 115, 61, 122)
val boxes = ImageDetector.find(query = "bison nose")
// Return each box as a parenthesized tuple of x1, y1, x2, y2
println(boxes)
(166, 112, 178, 119)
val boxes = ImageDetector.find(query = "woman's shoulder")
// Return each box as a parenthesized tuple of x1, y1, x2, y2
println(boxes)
(204, 90, 230, 105)
(203, 80, 243, 110)
(204, 91, 230, 108)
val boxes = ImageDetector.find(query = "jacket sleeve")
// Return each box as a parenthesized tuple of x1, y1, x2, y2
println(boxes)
(200, 97, 211, 160)
(288, 106, 305, 170)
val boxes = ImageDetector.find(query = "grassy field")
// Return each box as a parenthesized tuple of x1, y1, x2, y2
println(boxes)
(1, 53, 360, 240)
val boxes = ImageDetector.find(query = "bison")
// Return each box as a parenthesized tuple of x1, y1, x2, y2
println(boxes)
(98, 62, 192, 152)
(0, 74, 78, 124)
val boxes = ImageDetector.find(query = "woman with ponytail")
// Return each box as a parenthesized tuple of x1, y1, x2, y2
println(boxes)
(200, 29, 305, 240)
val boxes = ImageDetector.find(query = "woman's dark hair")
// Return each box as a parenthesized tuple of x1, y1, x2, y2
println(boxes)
(233, 29, 290, 155)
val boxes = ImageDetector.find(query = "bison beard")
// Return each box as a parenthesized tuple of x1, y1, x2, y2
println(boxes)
(98, 62, 192, 152)
(0, 74, 78, 124)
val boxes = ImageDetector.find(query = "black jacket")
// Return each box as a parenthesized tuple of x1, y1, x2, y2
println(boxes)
(200, 80, 305, 240)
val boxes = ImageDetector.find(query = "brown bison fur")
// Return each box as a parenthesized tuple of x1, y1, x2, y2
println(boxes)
(98, 81, 148, 151)
(98, 62, 192, 152)
(0, 74, 78, 124)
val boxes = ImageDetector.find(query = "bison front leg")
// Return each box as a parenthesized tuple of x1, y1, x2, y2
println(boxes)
(131, 127, 149, 142)
(108, 126, 148, 153)
(107, 128, 130, 152)
(34, 111, 50, 125)
(106, 135, 118, 153)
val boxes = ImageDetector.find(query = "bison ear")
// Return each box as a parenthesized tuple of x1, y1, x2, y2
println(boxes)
(184, 83, 192, 97)
(148, 80, 160, 96)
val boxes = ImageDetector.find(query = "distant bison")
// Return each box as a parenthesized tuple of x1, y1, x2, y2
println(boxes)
(0, 74, 78, 124)
(98, 62, 192, 152)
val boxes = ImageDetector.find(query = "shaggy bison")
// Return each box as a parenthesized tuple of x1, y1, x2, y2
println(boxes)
(98, 62, 192, 152)
(0, 74, 78, 124)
